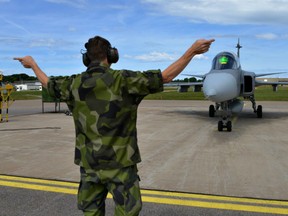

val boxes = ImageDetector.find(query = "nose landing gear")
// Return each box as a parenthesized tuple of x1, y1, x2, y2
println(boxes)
(218, 119, 232, 132)
(209, 103, 233, 132)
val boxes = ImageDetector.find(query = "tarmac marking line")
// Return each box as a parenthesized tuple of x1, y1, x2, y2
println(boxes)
(141, 189, 288, 206)
(1, 176, 288, 215)
(142, 196, 288, 215)
(1, 175, 287, 207)
(0, 180, 77, 195)
(0, 175, 78, 187)
(0, 127, 61, 131)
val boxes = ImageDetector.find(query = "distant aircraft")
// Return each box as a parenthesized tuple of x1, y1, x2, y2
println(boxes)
(177, 40, 288, 132)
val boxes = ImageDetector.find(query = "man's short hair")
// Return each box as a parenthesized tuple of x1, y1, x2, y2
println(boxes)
(85, 36, 111, 62)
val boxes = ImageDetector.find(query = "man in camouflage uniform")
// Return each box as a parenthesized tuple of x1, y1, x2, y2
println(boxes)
(14, 36, 214, 215)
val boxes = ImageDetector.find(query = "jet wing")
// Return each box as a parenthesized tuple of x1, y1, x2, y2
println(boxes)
(167, 73, 206, 92)
(255, 72, 288, 87)
(255, 80, 288, 86)
(164, 82, 203, 92)
(182, 74, 206, 79)
(255, 72, 288, 77)
(165, 82, 203, 86)
(164, 82, 203, 88)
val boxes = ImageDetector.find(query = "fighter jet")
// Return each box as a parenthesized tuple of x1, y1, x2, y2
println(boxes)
(180, 40, 288, 132)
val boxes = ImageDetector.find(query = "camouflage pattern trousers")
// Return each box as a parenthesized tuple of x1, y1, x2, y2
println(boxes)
(77, 165, 142, 216)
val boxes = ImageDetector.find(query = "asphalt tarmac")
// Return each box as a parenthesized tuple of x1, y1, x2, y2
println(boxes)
(1, 99, 288, 215)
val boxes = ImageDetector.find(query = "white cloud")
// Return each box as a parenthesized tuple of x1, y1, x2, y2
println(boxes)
(255, 33, 288, 40)
(142, 0, 288, 25)
(194, 54, 209, 60)
(124, 52, 209, 62)
(30, 38, 57, 48)
(1, 17, 31, 34)
(126, 51, 177, 62)
(68, 26, 77, 32)
(0, 36, 22, 44)
(45, 0, 88, 8)
(256, 33, 278, 40)
(29, 38, 75, 49)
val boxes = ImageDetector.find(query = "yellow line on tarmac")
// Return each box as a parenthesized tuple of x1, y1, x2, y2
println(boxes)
(1, 175, 287, 207)
(0, 175, 288, 215)
(141, 189, 288, 206)
(0, 175, 78, 187)
(141, 196, 288, 215)
(0, 180, 77, 195)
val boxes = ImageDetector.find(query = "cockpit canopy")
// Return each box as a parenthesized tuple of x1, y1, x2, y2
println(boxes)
(212, 52, 240, 70)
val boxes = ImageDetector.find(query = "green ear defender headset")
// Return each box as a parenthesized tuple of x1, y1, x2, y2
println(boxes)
(82, 37, 119, 67)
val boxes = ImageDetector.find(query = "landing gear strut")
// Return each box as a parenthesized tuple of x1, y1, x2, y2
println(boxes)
(248, 95, 262, 118)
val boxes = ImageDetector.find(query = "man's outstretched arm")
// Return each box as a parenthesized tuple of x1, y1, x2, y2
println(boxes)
(14, 56, 49, 88)
(161, 39, 215, 83)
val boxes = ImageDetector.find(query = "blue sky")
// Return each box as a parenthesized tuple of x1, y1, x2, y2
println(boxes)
(1, 0, 288, 79)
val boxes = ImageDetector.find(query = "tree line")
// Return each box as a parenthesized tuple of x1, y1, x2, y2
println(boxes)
(2, 73, 201, 83)
(2, 73, 37, 83)
(172, 77, 202, 82)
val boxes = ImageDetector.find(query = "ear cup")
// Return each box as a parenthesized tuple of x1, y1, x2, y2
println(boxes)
(82, 52, 91, 67)
(107, 47, 119, 64)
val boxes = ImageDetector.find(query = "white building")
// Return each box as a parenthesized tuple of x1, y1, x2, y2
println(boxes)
(15, 82, 42, 91)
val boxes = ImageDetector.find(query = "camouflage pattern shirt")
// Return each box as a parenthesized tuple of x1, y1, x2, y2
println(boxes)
(47, 63, 163, 170)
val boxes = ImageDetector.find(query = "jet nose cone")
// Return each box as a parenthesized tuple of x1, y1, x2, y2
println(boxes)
(203, 72, 238, 102)
(205, 89, 217, 98)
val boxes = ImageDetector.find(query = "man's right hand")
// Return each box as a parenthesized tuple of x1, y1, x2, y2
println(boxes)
(14, 56, 37, 69)
(191, 39, 215, 55)
(14, 56, 49, 88)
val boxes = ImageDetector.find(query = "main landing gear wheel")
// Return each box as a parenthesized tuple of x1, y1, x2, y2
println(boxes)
(226, 121, 232, 132)
(257, 105, 262, 118)
(218, 120, 232, 132)
(209, 105, 215, 117)
(218, 121, 223, 131)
